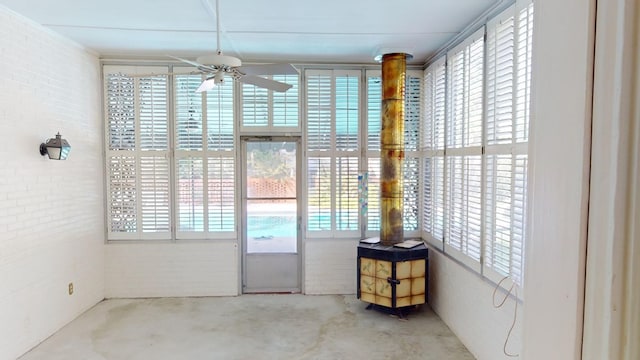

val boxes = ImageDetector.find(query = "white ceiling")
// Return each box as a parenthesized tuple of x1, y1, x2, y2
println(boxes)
(0, 0, 499, 65)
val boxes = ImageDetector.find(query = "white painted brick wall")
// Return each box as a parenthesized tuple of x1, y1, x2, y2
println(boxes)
(304, 239, 358, 294)
(105, 242, 239, 298)
(0, 6, 104, 360)
(428, 250, 523, 360)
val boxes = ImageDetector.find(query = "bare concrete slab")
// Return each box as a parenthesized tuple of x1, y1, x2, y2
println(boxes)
(20, 295, 474, 360)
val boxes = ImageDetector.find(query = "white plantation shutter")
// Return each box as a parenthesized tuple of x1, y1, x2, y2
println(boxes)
(175, 74, 236, 239)
(208, 157, 235, 232)
(516, 2, 534, 143)
(175, 75, 204, 150)
(404, 71, 422, 234)
(104, 66, 171, 240)
(336, 156, 359, 231)
(305, 69, 360, 237)
(444, 29, 484, 270)
(272, 75, 299, 128)
(365, 72, 381, 235)
(307, 157, 332, 232)
(207, 82, 235, 152)
(446, 155, 483, 268)
(483, 2, 533, 285)
(107, 156, 137, 233)
(241, 74, 300, 130)
(367, 157, 381, 233)
(140, 156, 170, 232)
(242, 83, 268, 127)
(422, 58, 446, 246)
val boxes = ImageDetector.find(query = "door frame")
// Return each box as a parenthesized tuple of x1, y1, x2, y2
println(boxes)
(240, 135, 302, 293)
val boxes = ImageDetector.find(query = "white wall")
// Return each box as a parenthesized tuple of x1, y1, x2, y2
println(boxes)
(582, 0, 640, 358)
(522, 0, 595, 358)
(105, 242, 239, 298)
(428, 251, 522, 360)
(304, 239, 358, 294)
(0, 6, 104, 360)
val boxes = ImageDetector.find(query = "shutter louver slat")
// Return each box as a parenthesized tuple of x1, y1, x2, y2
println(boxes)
(422, 60, 446, 244)
(242, 83, 268, 127)
(367, 157, 381, 231)
(306, 74, 332, 152)
(207, 78, 235, 151)
(423, 71, 435, 151)
(140, 156, 170, 232)
(516, 4, 534, 143)
(403, 157, 420, 231)
(208, 157, 235, 232)
(335, 75, 359, 152)
(434, 65, 447, 150)
(107, 73, 136, 151)
(307, 157, 332, 231)
(108, 156, 137, 232)
(175, 75, 204, 151)
(367, 76, 382, 152)
(366, 72, 382, 234)
(139, 76, 168, 150)
(336, 156, 359, 230)
(405, 75, 421, 151)
(241, 74, 299, 129)
(177, 158, 204, 232)
(272, 74, 299, 127)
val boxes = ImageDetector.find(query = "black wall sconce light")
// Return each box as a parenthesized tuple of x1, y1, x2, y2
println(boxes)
(39, 133, 71, 160)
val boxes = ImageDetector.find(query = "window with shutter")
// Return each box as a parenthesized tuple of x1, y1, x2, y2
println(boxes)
(241, 74, 299, 131)
(483, 1, 533, 285)
(444, 28, 485, 270)
(175, 73, 235, 239)
(422, 58, 446, 247)
(305, 70, 360, 237)
(420, 1, 533, 285)
(104, 66, 171, 240)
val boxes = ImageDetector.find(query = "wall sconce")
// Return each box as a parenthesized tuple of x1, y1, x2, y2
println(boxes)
(39, 133, 71, 160)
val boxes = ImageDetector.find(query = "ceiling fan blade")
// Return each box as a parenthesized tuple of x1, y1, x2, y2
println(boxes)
(168, 55, 217, 73)
(237, 63, 299, 76)
(239, 75, 293, 92)
(196, 78, 216, 93)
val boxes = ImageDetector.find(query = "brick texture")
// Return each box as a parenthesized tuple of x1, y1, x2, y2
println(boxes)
(0, 6, 104, 360)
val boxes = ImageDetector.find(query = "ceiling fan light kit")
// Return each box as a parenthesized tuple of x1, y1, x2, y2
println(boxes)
(171, 0, 297, 93)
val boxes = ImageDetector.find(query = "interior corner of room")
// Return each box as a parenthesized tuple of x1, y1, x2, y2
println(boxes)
(0, 0, 638, 359)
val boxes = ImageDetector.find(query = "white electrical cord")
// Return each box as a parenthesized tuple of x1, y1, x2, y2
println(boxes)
(493, 276, 519, 357)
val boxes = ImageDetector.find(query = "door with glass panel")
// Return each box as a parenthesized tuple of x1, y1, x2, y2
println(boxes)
(242, 137, 300, 293)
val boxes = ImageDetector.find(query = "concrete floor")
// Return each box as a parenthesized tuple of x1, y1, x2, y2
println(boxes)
(19, 295, 474, 360)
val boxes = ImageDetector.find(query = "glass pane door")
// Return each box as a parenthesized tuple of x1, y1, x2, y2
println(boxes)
(243, 138, 300, 292)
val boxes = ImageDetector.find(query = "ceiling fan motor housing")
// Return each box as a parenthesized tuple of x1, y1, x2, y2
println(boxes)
(196, 54, 242, 67)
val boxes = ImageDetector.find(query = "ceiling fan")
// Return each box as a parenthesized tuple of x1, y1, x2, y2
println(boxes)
(171, 0, 298, 93)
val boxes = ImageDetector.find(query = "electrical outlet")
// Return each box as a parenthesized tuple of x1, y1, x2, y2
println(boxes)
(68, 282, 74, 295)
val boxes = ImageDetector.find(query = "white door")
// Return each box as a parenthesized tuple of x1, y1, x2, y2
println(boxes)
(242, 137, 300, 293)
